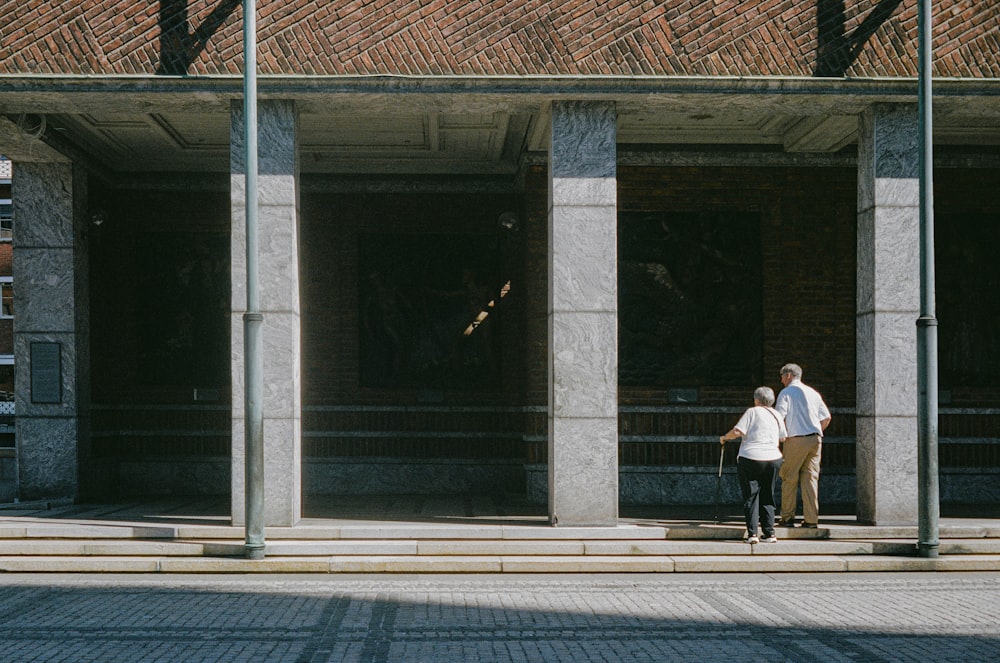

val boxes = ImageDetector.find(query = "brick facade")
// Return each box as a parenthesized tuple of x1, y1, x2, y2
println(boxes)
(2, 1, 997, 78)
(85, 166, 1000, 497)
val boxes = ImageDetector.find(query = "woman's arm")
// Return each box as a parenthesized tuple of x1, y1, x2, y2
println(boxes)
(719, 428, 743, 445)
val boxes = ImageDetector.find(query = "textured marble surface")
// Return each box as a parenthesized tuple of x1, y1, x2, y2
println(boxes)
(12, 162, 87, 501)
(230, 102, 302, 527)
(549, 102, 617, 178)
(229, 175, 248, 311)
(261, 311, 302, 418)
(12, 247, 76, 333)
(549, 206, 617, 312)
(229, 314, 246, 418)
(855, 312, 918, 417)
(857, 103, 918, 211)
(550, 313, 617, 418)
(0, 458, 14, 502)
(11, 162, 74, 248)
(548, 417, 618, 525)
(258, 206, 301, 312)
(263, 417, 302, 525)
(856, 207, 920, 314)
(15, 417, 79, 501)
(550, 177, 618, 207)
(855, 102, 921, 527)
(547, 101, 619, 526)
(855, 415, 919, 525)
(230, 402, 303, 526)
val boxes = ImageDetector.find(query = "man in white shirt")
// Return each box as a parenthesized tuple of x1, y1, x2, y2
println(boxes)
(774, 363, 831, 528)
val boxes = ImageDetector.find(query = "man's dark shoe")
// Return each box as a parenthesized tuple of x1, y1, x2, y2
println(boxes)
(780, 520, 796, 528)
(800, 522, 818, 529)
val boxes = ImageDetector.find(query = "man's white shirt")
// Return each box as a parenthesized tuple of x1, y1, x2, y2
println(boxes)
(775, 379, 830, 437)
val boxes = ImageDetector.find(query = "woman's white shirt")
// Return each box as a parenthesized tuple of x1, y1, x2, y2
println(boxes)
(734, 406, 786, 461)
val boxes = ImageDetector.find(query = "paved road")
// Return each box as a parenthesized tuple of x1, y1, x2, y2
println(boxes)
(0, 573, 998, 662)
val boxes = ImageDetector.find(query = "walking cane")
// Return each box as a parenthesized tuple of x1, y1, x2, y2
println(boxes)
(714, 441, 725, 523)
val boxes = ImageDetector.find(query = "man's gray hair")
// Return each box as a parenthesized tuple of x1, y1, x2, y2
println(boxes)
(780, 363, 803, 379)
(754, 386, 776, 406)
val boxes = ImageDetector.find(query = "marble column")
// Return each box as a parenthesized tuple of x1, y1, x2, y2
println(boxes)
(547, 101, 619, 526)
(13, 161, 90, 501)
(856, 103, 920, 525)
(231, 100, 302, 526)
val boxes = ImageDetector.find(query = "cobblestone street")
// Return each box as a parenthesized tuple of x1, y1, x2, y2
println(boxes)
(0, 573, 998, 662)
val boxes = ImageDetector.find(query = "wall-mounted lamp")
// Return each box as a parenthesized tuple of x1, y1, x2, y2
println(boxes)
(497, 211, 519, 233)
(88, 209, 107, 227)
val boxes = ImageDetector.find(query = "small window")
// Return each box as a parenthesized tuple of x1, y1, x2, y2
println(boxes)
(0, 279, 12, 318)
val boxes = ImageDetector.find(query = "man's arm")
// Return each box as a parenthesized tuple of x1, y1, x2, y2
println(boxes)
(774, 392, 789, 418)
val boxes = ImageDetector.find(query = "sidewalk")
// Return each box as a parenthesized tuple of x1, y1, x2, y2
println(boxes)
(2, 496, 999, 573)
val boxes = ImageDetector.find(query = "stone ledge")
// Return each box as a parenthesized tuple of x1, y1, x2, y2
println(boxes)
(844, 555, 1000, 572)
(672, 555, 849, 573)
(158, 557, 332, 573)
(0, 553, 998, 573)
(266, 540, 418, 556)
(0, 540, 206, 556)
(0, 556, 161, 572)
(418, 540, 586, 556)
(329, 555, 503, 573)
(500, 556, 674, 573)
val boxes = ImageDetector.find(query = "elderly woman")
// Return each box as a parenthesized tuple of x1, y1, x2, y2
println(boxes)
(720, 386, 787, 544)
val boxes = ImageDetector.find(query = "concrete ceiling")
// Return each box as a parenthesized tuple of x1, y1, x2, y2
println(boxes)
(2, 79, 1000, 177)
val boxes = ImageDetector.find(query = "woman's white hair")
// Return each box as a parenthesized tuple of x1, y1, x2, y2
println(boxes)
(754, 386, 775, 406)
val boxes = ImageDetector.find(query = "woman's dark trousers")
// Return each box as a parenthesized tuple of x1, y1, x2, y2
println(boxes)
(737, 457, 782, 537)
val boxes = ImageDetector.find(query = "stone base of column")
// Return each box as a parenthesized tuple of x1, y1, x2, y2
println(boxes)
(15, 417, 79, 501)
(231, 418, 301, 527)
(855, 415, 919, 525)
(548, 417, 618, 526)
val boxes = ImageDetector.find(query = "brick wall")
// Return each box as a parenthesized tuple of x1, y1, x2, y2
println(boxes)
(2, 1, 996, 78)
(88, 187, 231, 404)
(299, 191, 525, 406)
(934, 168, 1000, 406)
(84, 166, 1000, 491)
(616, 165, 858, 407)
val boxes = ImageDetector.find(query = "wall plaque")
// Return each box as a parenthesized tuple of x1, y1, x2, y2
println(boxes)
(30, 342, 62, 404)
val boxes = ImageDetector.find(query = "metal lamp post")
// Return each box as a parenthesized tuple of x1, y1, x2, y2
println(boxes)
(243, 0, 266, 560)
(916, 0, 940, 558)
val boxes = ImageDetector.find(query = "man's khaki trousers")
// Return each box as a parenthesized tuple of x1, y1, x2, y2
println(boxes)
(779, 434, 822, 525)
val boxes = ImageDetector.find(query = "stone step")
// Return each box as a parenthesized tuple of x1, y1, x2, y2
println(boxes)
(1, 537, 998, 559)
(1, 553, 999, 574)
(0, 540, 210, 556)
(2, 522, 999, 541)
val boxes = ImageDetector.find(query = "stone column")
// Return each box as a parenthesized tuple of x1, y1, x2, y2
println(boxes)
(231, 100, 301, 526)
(856, 103, 920, 525)
(547, 101, 618, 526)
(13, 161, 90, 501)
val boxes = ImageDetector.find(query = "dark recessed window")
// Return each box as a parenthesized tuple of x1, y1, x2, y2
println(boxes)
(618, 211, 762, 387)
(937, 214, 1000, 388)
(358, 233, 505, 390)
